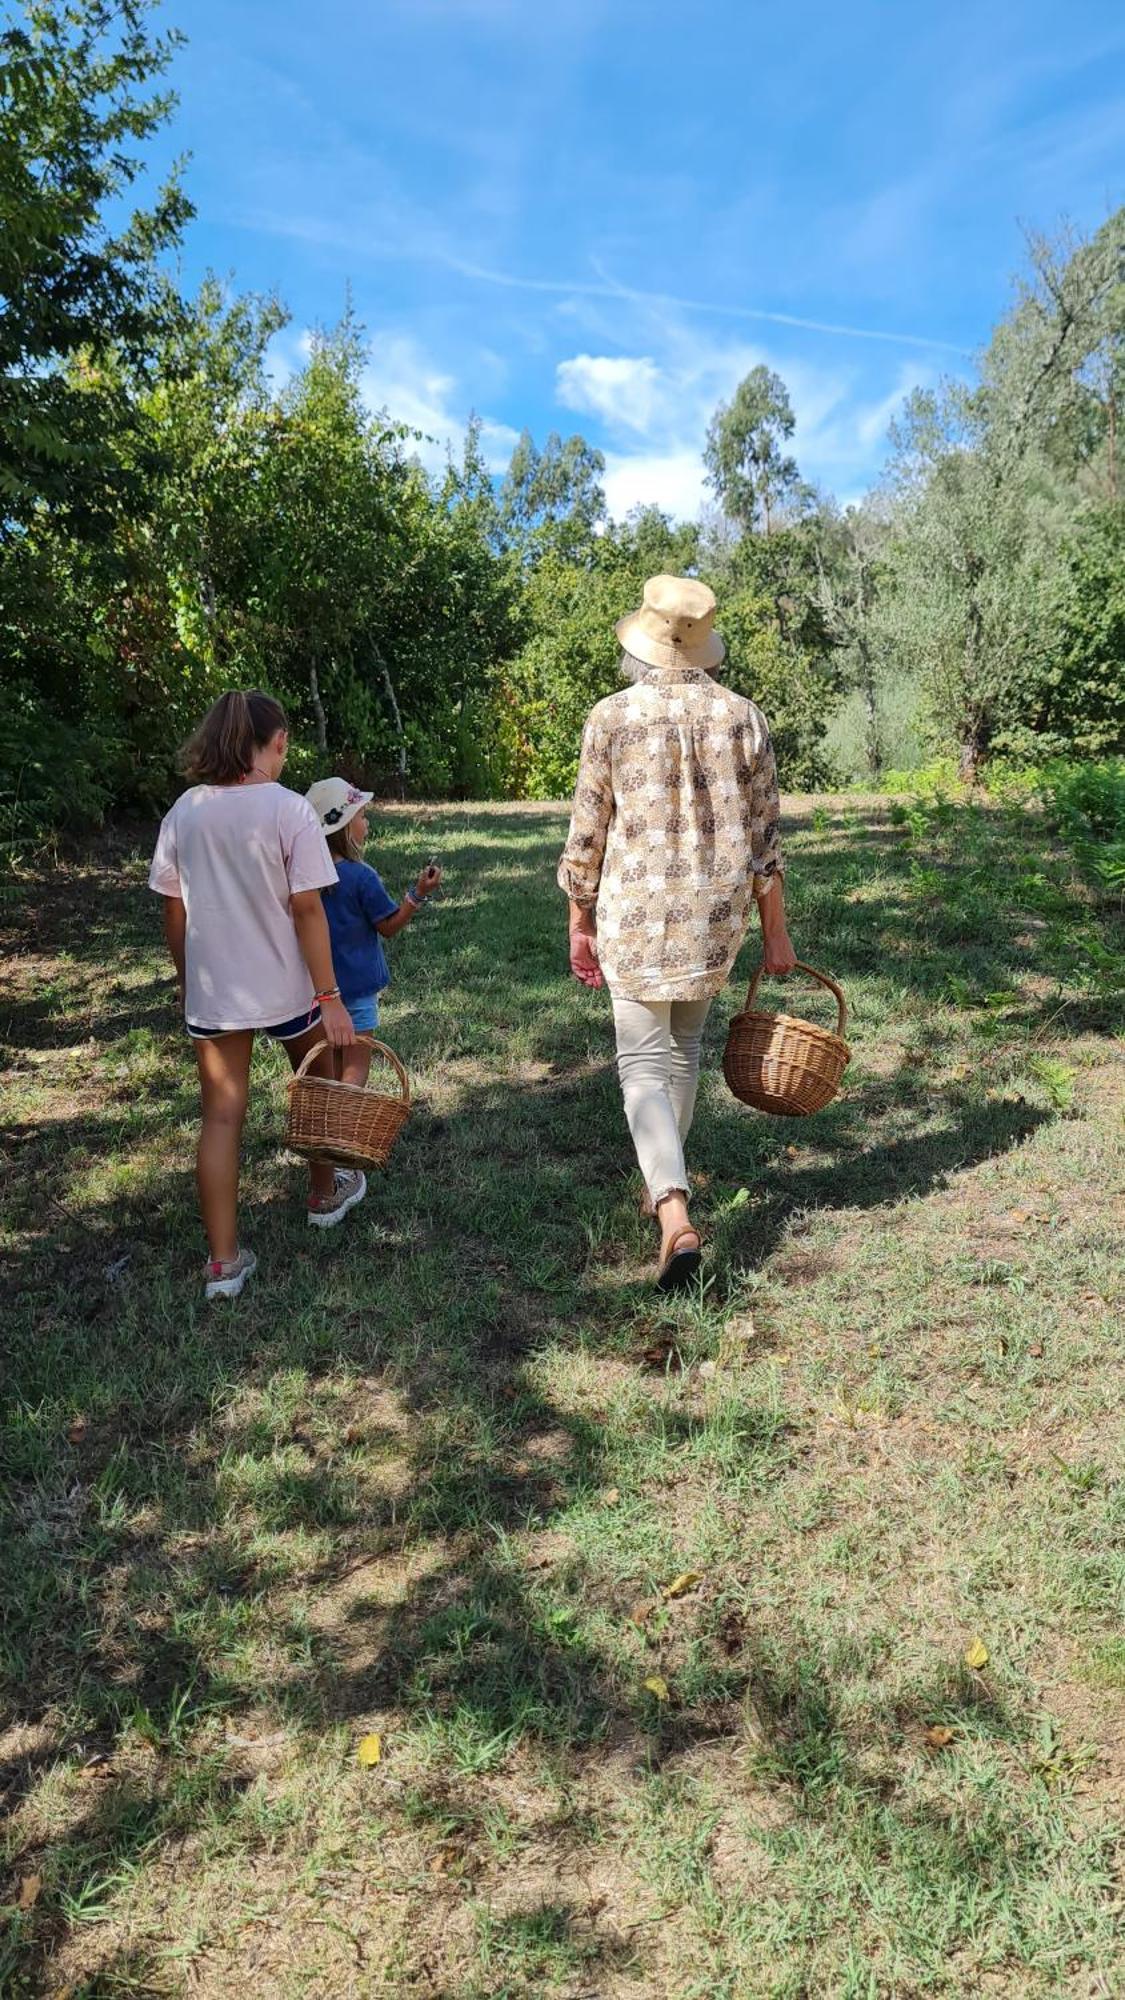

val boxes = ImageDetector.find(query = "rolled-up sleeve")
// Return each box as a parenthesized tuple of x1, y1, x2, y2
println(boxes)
(557, 717, 614, 910)
(749, 726, 785, 888)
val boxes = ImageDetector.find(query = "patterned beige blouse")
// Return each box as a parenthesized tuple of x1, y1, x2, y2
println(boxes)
(557, 661, 785, 1003)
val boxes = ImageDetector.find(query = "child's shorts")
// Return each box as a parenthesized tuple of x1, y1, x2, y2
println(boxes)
(187, 1006, 322, 1043)
(345, 995, 379, 1035)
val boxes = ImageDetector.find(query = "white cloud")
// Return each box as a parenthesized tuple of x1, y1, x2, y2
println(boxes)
(601, 449, 708, 523)
(556, 354, 663, 434)
(554, 324, 928, 521)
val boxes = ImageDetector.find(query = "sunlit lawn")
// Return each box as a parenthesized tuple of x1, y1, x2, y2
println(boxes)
(1, 792, 1123, 1997)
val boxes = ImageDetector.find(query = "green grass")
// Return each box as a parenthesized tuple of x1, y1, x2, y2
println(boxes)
(1, 793, 1123, 1997)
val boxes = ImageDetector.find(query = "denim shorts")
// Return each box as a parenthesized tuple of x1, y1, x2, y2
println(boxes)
(344, 994, 379, 1035)
(186, 1006, 322, 1043)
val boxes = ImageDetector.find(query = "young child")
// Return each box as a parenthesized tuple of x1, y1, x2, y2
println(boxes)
(150, 692, 363, 1303)
(306, 778, 441, 1085)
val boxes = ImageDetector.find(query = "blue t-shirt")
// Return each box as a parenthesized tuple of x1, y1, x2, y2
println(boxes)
(321, 858, 399, 1002)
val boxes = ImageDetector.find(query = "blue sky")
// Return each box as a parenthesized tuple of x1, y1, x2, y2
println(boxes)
(156, 0, 1125, 518)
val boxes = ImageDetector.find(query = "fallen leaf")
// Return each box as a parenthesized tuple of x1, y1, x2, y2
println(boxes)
(661, 1571, 703, 1601)
(17, 1873, 42, 1910)
(643, 1675, 670, 1702)
(601, 1487, 620, 1507)
(774, 1351, 792, 1365)
(964, 1638, 990, 1671)
(924, 1725, 956, 1749)
(1009, 1209, 1033, 1226)
(66, 1417, 87, 1446)
(1029, 1341, 1044, 1358)
(628, 1599, 654, 1629)
(356, 1733, 382, 1767)
(785, 1146, 799, 1159)
(867, 1345, 881, 1358)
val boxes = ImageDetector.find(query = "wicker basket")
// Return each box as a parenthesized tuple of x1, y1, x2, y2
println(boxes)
(285, 1035, 411, 1169)
(723, 961, 850, 1117)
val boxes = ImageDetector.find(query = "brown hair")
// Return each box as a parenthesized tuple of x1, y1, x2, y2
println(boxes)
(180, 690, 288, 785)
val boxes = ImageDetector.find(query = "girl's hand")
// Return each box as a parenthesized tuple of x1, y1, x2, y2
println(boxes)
(569, 929, 604, 989)
(320, 996, 356, 1048)
(414, 863, 442, 900)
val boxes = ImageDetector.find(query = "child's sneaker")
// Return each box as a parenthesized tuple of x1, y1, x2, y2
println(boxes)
(307, 1169, 367, 1229)
(204, 1247, 257, 1300)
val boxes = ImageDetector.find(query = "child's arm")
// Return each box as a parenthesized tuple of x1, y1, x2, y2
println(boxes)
(376, 863, 441, 939)
(162, 894, 187, 996)
(291, 890, 356, 1047)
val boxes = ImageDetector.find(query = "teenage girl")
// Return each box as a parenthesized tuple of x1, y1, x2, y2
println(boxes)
(306, 777, 441, 1085)
(150, 691, 364, 1300)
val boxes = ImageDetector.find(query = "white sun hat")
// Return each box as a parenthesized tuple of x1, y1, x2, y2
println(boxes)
(615, 573, 725, 673)
(306, 777, 374, 833)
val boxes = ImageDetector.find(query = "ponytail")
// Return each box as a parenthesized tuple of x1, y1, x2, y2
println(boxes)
(180, 690, 288, 785)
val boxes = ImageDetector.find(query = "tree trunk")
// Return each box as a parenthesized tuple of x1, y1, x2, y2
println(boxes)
(859, 644, 881, 780)
(959, 596, 986, 783)
(373, 645, 408, 799)
(308, 660, 328, 754)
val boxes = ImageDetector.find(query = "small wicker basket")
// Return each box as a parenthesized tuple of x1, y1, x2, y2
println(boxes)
(723, 961, 850, 1117)
(285, 1036, 411, 1169)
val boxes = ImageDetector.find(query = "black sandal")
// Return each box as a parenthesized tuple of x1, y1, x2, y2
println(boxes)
(657, 1226, 702, 1293)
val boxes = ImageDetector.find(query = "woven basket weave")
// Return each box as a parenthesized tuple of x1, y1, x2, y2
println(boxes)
(286, 1035, 411, 1169)
(723, 961, 850, 1117)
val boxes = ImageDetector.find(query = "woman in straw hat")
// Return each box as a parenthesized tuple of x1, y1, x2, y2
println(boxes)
(558, 574, 797, 1290)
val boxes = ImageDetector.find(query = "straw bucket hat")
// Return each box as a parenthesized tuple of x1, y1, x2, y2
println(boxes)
(615, 574, 725, 673)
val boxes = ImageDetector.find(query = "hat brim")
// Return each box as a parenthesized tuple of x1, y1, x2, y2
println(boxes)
(615, 612, 725, 674)
(317, 790, 374, 833)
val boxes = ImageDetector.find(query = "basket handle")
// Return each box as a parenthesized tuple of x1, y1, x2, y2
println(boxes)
(288, 1034, 411, 1105)
(743, 961, 848, 1040)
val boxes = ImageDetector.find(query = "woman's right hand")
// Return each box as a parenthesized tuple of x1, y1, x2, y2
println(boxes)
(320, 996, 357, 1047)
(569, 929, 604, 989)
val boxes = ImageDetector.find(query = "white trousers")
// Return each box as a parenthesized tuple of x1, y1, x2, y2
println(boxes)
(612, 996, 713, 1207)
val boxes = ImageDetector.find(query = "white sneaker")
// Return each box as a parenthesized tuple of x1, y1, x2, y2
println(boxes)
(204, 1247, 257, 1300)
(307, 1169, 368, 1229)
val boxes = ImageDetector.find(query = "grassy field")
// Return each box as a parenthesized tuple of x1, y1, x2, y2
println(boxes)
(2, 791, 1123, 1999)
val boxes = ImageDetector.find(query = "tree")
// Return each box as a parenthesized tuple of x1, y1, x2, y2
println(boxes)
(883, 215, 1125, 775)
(499, 427, 605, 558)
(813, 500, 890, 777)
(0, 0, 192, 530)
(704, 365, 802, 535)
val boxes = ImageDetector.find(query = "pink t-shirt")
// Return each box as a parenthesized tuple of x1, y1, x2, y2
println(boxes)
(149, 782, 338, 1030)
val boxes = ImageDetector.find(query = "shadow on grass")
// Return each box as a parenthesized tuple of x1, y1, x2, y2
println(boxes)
(1, 797, 1119, 1989)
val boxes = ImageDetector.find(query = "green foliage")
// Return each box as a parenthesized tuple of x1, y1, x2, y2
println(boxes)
(718, 588, 836, 788)
(883, 215, 1125, 776)
(1, 23, 1120, 830)
(703, 364, 803, 534)
(0, 692, 114, 855)
(498, 427, 606, 559)
(994, 508, 1125, 761)
(0, 0, 192, 528)
(1041, 759, 1125, 893)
